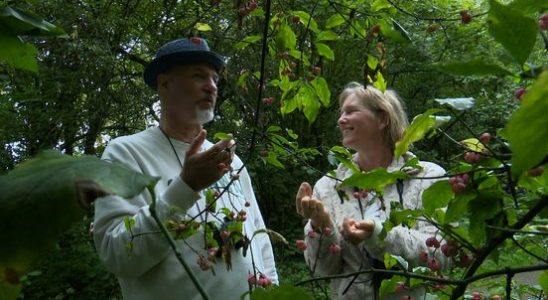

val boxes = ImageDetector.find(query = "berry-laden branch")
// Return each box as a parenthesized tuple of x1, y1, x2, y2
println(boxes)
(147, 187, 211, 300)
(450, 195, 548, 299)
(294, 263, 548, 287)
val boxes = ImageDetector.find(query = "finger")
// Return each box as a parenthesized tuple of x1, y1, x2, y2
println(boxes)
(296, 183, 311, 215)
(356, 219, 375, 232)
(296, 182, 313, 202)
(300, 198, 312, 217)
(341, 217, 352, 235)
(187, 129, 207, 156)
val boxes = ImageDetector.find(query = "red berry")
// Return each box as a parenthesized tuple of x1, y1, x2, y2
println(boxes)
(257, 275, 272, 287)
(528, 166, 544, 177)
(428, 259, 441, 271)
(425, 237, 440, 248)
(176, 223, 187, 233)
(539, 13, 548, 30)
(472, 292, 483, 300)
(197, 256, 210, 270)
(296, 239, 307, 252)
(329, 243, 342, 255)
(353, 191, 362, 199)
(248, 1, 257, 10)
(460, 173, 469, 183)
(426, 23, 440, 32)
(292, 15, 301, 24)
(370, 25, 381, 34)
(460, 10, 472, 24)
(441, 242, 458, 257)
(248, 274, 257, 285)
(238, 7, 248, 16)
(312, 66, 321, 76)
(479, 132, 491, 144)
(459, 254, 473, 267)
(419, 251, 428, 263)
(220, 230, 230, 240)
(451, 181, 467, 193)
(323, 226, 333, 236)
(514, 87, 526, 100)
(262, 97, 274, 105)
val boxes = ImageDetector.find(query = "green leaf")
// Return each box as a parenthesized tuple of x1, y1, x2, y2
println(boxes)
(0, 6, 65, 36)
(310, 76, 331, 106)
(460, 138, 486, 153)
(315, 30, 338, 42)
(488, 0, 537, 65)
(372, 0, 392, 12)
(503, 70, 548, 177)
(433, 60, 515, 77)
(342, 168, 407, 194)
(314, 42, 335, 60)
(394, 109, 441, 159)
(434, 97, 475, 110)
(0, 33, 38, 72)
(379, 276, 406, 299)
(0, 150, 159, 271)
(299, 84, 321, 123)
(194, 22, 212, 31)
(250, 284, 313, 300)
(372, 70, 386, 92)
(422, 180, 453, 215)
(444, 190, 476, 223)
(325, 14, 345, 29)
(367, 55, 379, 70)
(291, 11, 319, 33)
(508, 0, 548, 16)
(234, 35, 262, 50)
(275, 23, 297, 50)
(213, 132, 234, 140)
(540, 271, 548, 292)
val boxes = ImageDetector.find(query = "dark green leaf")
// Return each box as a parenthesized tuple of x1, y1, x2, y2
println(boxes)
(325, 14, 345, 29)
(444, 190, 476, 223)
(0, 33, 38, 72)
(315, 30, 338, 42)
(508, 0, 548, 14)
(540, 271, 548, 292)
(0, 6, 65, 36)
(422, 180, 453, 215)
(503, 70, 548, 177)
(234, 35, 262, 50)
(488, 0, 537, 65)
(433, 59, 515, 77)
(0, 150, 159, 271)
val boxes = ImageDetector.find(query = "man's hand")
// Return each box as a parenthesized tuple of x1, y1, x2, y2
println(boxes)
(340, 217, 375, 245)
(296, 182, 332, 229)
(181, 129, 235, 191)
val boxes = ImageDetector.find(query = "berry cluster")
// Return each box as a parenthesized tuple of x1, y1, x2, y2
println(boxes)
(539, 13, 548, 30)
(460, 10, 472, 24)
(248, 273, 272, 288)
(423, 237, 474, 272)
(238, 0, 258, 17)
(448, 173, 469, 193)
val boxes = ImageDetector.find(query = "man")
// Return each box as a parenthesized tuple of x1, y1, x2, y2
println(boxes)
(93, 37, 278, 300)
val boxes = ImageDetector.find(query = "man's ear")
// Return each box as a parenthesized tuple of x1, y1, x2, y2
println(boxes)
(157, 73, 170, 92)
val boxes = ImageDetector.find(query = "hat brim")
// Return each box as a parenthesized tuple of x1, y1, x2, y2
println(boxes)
(144, 51, 225, 90)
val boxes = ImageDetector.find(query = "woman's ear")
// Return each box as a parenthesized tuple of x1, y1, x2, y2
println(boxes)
(157, 73, 170, 91)
(377, 111, 389, 130)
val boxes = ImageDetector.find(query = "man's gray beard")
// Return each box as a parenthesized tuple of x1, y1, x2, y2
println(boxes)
(195, 107, 215, 125)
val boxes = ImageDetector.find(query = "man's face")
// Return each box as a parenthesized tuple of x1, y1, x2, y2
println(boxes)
(158, 63, 219, 125)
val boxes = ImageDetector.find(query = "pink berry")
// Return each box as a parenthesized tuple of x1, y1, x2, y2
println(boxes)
(472, 292, 482, 300)
(428, 259, 441, 271)
(197, 256, 210, 270)
(220, 230, 230, 240)
(419, 251, 428, 263)
(528, 166, 544, 177)
(248, 274, 257, 285)
(323, 226, 333, 236)
(460, 173, 469, 183)
(441, 242, 458, 257)
(514, 87, 526, 100)
(479, 132, 491, 144)
(329, 244, 342, 255)
(464, 151, 481, 164)
(451, 182, 466, 193)
(460, 10, 472, 24)
(492, 295, 502, 300)
(296, 239, 307, 252)
(248, 1, 257, 10)
(257, 274, 272, 287)
(459, 254, 473, 267)
(394, 282, 406, 293)
(539, 13, 548, 30)
(425, 237, 440, 248)
(353, 191, 362, 199)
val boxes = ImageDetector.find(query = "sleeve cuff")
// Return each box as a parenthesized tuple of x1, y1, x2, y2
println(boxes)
(362, 218, 383, 247)
(161, 176, 201, 211)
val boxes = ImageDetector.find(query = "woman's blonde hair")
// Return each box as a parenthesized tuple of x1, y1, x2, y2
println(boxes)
(339, 82, 408, 150)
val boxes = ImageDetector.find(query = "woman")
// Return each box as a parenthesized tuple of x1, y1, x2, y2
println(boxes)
(295, 83, 449, 299)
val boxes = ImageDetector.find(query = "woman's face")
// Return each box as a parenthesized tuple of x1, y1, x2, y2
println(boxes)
(338, 94, 385, 150)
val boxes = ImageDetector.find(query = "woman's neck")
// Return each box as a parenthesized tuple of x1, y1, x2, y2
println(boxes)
(356, 144, 394, 171)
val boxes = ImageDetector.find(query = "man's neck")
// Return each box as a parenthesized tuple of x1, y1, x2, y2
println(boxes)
(159, 118, 202, 143)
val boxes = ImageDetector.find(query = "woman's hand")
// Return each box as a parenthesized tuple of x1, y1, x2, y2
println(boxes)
(340, 217, 375, 245)
(295, 182, 333, 229)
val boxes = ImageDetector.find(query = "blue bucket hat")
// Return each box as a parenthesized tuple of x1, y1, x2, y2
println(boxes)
(144, 37, 225, 90)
